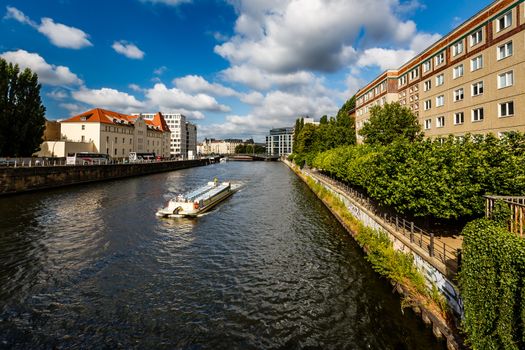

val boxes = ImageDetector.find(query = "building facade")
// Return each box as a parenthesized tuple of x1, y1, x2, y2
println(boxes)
(185, 122, 197, 159)
(61, 108, 171, 158)
(355, 0, 525, 142)
(266, 127, 294, 156)
(200, 138, 243, 155)
(135, 113, 197, 159)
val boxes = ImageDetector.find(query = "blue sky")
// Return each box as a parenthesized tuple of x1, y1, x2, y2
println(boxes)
(0, 0, 492, 141)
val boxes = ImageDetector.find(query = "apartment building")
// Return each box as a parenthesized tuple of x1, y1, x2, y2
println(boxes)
(186, 122, 197, 159)
(61, 108, 171, 158)
(135, 113, 197, 158)
(200, 138, 244, 155)
(355, 0, 525, 142)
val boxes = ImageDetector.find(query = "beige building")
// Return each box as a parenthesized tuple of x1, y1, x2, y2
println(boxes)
(60, 108, 171, 158)
(200, 138, 243, 155)
(356, 0, 525, 142)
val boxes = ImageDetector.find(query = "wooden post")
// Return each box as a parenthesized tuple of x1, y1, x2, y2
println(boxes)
(430, 233, 435, 257)
(410, 222, 414, 243)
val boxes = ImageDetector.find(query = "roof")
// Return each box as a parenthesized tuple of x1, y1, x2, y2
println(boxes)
(62, 108, 170, 133)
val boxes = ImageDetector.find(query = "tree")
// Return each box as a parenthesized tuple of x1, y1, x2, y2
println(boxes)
(358, 102, 422, 146)
(0, 58, 46, 156)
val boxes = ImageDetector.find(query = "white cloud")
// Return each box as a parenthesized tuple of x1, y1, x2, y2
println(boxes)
(357, 48, 416, 71)
(128, 83, 144, 92)
(72, 87, 145, 112)
(153, 66, 167, 75)
(112, 41, 145, 59)
(217, 0, 432, 74)
(145, 83, 231, 112)
(59, 103, 86, 116)
(5, 6, 35, 26)
(220, 65, 317, 90)
(173, 75, 238, 97)
(47, 89, 69, 100)
(5, 7, 92, 49)
(0, 50, 83, 86)
(410, 32, 442, 53)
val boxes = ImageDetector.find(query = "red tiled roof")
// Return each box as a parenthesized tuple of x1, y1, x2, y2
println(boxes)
(62, 108, 170, 133)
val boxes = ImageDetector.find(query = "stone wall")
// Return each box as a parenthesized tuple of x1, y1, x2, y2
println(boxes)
(0, 159, 210, 195)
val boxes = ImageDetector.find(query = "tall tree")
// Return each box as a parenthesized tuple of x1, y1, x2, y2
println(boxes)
(358, 102, 422, 146)
(0, 58, 46, 156)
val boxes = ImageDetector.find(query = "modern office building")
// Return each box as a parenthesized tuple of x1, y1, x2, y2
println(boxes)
(60, 108, 171, 158)
(266, 127, 294, 156)
(134, 113, 197, 159)
(355, 0, 525, 142)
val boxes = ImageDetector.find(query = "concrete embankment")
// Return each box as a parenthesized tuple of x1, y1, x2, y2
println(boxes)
(0, 159, 211, 196)
(283, 160, 463, 350)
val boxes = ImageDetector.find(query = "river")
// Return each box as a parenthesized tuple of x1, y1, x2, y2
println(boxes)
(0, 161, 445, 349)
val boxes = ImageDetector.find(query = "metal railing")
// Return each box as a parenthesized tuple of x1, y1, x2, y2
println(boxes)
(311, 170, 460, 275)
(485, 195, 525, 237)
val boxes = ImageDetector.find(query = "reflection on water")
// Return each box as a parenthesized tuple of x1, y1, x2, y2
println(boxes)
(0, 162, 445, 349)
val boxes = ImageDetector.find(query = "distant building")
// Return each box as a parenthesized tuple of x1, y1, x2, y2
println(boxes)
(60, 108, 171, 158)
(266, 127, 294, 156)
(200, 138, 244, 155)
(134, 113, 197, 159)
(186, 122, 197, 159)
(302, 117, 319, 126)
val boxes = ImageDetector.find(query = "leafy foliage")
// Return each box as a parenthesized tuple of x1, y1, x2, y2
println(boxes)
(292, 96, 356, 165)
(234, 144, 265, 154)
(0, 57, 46, 156)
(312, 134, 525, 220)
(359, 102, 422, 145)
(459, 219, 525, 349)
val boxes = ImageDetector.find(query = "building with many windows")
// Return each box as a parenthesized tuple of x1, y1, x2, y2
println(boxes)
(266, 127, 294, 156)
(199, 138, 244, 155)
(133, 113, 197, 159)
(355, 0, 525, 142)
(60, 108, 171, 158)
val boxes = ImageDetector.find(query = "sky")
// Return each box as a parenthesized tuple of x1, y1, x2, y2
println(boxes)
(0, 0, 493, 141)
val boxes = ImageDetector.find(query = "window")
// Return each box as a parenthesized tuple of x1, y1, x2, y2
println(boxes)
(399, 75, 407, 86)
(498, 71, 513, 89)
(436, 116, 445, 128)
(435, 52, 445, 65)
(81, 135, 85, 142)
(472, 81, 484, 96)
(497, 11, 512, 32)
(472, 108, 484, 122)
(436, 95, 444, 107)
(453, 64, 464, 79)
(81, 125, 85, 130)
(424, 100, 432, 110)
(454, 112, 464, 125)
(499, 101, 514, 117)
(114, 137, 118, 143)
(454, 88, 464, 102)
(436, 74, 444, 86)
(114, 148, 117, 156)
(410, 68, 419, 80)
(423, 60, 431, 72)
(471, 55, 483, 71)
(497, 41, 513, 60)
(424, 80, 431, 91)
(470, 29, 483, 46)
(452, 41, 464, 56)
(424, 119, 431, 130)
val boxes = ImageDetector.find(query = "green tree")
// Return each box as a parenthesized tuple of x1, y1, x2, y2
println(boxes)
(359, 102, 422, 146)
(0, 58, 46, 156)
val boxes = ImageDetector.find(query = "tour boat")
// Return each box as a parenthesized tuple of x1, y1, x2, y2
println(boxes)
(156, 179, 238, 218)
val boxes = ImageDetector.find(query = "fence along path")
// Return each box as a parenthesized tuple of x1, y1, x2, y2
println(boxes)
(308, 170, 461, 277)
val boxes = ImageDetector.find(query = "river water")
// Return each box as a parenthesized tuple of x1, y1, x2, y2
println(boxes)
(0, 162, 445, 349)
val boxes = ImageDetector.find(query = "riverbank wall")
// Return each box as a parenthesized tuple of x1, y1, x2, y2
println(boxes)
(0, 159, 211, 196)
(284, 159, 463, 350)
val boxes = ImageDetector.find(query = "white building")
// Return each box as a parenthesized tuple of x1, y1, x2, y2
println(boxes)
(200, 138, 243, 155)
(135, 113, 197, 159)
(266, 127, 294, 156)
(61, 108, 171, 158)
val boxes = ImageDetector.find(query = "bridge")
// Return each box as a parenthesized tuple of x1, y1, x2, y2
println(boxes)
(226, 154, 280, 161)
